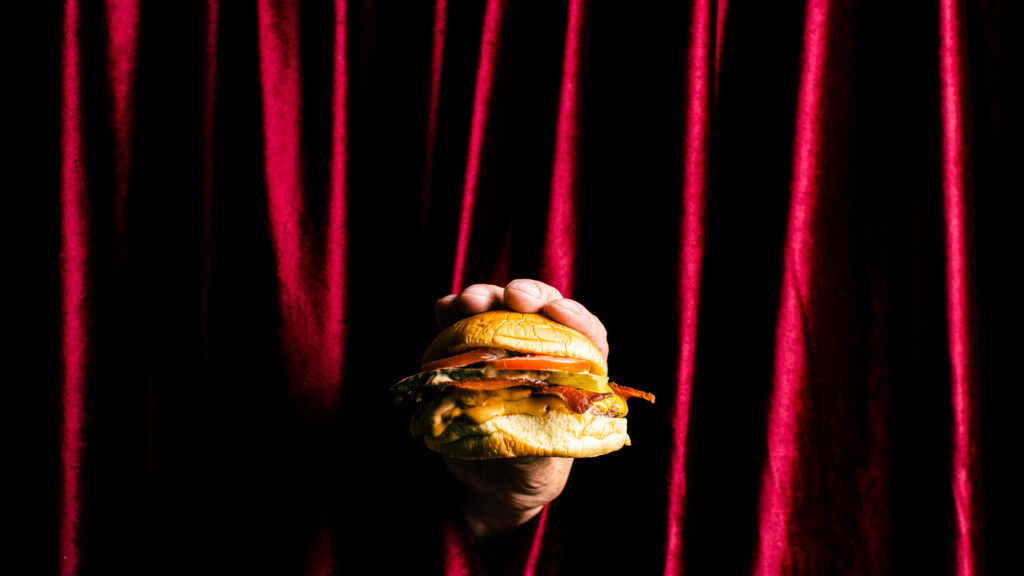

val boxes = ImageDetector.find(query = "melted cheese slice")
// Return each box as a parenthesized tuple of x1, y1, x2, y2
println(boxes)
(425, 387, 628, 438)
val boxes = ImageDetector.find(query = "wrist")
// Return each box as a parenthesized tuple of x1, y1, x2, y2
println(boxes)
(459, 484, 545, 540)
(443, 455, 574, 540)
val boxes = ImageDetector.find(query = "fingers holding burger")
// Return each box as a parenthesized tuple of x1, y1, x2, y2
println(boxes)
(438, 279, 608, 360)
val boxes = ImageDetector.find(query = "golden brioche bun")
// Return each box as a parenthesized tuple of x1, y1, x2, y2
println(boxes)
(420, 412, 630, 459)
(409, 311, 628, 459)
(422, 311, 607, 375)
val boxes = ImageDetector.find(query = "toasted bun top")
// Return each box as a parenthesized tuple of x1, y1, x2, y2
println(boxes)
(422, 311, 608, 376)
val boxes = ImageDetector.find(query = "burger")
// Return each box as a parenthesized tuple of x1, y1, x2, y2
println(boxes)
(390, 310, 655, 459)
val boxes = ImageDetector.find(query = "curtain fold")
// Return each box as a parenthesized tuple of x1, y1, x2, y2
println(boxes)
(59, 2, 87, 573)
(938, 2, 983, 573)
(538, 0, 584, 297)
(664, 0, 716, 573)
(451, 0, 505, 294)
(45, 0, 1020, 574)
(752, 0, 886, 573)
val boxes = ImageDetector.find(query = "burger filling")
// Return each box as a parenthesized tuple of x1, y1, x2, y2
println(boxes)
(391, 348, 654, 439)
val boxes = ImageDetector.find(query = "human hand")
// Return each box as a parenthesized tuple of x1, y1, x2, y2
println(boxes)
(435, 279, 609, 362)
(435, 279, 609, 539)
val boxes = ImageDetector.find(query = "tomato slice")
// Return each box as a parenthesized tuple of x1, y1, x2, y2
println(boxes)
(486, 355, 591, 373)
(421, 348, 507, 371)
(446, 378, 547, 391)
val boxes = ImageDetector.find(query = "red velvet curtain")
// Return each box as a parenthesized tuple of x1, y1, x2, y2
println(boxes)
(20, 0, 1021, 573)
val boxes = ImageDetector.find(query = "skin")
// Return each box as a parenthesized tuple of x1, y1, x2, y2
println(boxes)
(434, 279, 610, 540)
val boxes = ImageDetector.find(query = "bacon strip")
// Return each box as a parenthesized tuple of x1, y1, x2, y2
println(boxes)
(609, 382, 656, 403)
(540, 386, 612, 414)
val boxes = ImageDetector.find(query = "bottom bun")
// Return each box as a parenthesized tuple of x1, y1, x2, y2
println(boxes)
(422, 412, 631, 460)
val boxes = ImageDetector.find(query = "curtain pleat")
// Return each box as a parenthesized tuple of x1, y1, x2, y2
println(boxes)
(256, 0, 347, 418)
(47, 0, 1018, 573)
(59, 2, 86, 573)
(103, 0, 138, 237)
(200, 0, 218, 358)
(938, 1, 983, 574)
(451, 0, 505, 293)
(421, 0, 447, 231)
(538, 0, 584, 297)
(664, 0, 715, 573)
(257, 1, 349, 572)
(752, 0, 875, 573)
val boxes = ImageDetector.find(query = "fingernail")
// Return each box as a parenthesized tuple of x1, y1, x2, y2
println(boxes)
(509, 280, 541, 298)
(463, 284, 490, 296)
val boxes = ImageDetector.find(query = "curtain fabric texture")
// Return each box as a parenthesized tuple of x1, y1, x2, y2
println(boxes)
(25, 0, 1019, 573)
